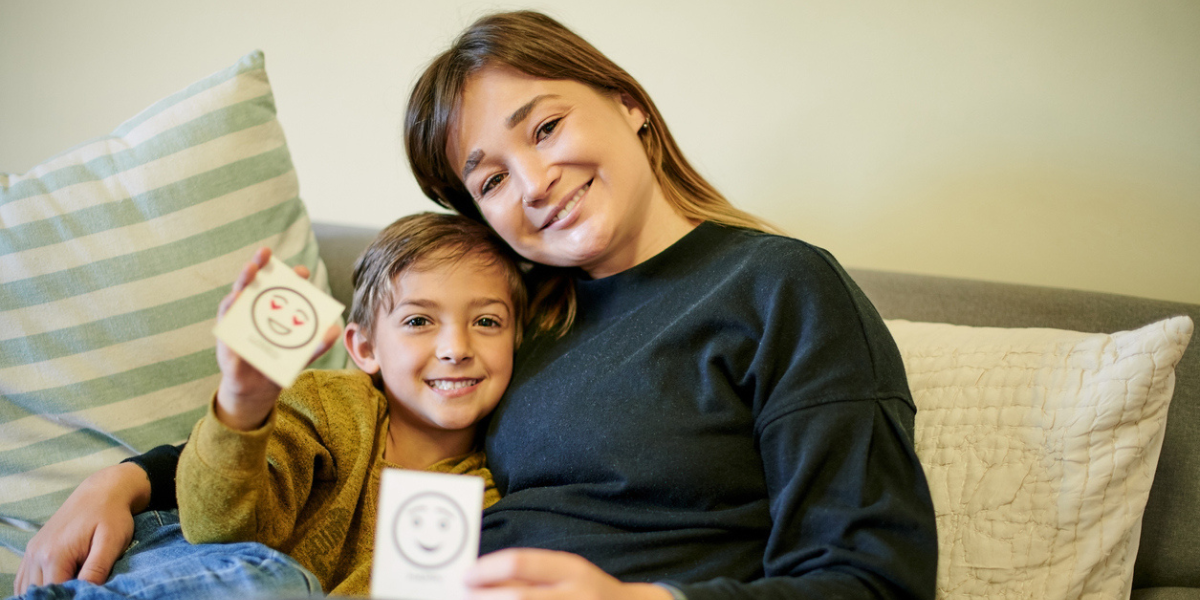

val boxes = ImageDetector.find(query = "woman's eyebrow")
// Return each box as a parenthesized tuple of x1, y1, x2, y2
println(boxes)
(463, 150, 484, 180)
(461, 94, 561, 180)
(506, 94, 559, 129)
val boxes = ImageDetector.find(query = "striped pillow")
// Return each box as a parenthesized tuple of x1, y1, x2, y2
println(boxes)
(0, 50, 346, 585)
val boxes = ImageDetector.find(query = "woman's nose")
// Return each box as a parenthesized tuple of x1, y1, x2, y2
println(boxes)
(512, 153, 558, 207)
(436, 326, 473, 364)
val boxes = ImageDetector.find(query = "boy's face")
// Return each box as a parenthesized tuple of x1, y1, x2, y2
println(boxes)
(354, 254, 515, 434)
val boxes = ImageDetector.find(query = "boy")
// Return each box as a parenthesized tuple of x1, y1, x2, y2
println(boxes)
(175, 211, 523, 596)
(13, 212, 521, 600)
(175, 212, 525, 595)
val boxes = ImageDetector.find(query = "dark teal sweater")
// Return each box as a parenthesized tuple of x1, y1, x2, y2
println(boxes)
(481, 222, 936, 600)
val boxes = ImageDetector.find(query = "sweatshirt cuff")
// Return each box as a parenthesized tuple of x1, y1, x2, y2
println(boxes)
(191, 394, 276, 476)
(120, 443, 183, 512)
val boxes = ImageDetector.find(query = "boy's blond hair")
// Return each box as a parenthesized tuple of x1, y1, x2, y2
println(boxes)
(349, 212, 528, 345)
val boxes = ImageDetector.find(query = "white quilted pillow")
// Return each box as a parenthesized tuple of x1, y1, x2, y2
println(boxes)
(888, 316, 1193, 600)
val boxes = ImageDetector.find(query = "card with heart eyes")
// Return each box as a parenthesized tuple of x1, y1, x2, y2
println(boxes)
(213, 256, 344, 387)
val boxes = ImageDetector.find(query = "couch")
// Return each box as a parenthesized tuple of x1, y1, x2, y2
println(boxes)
(313, 222, 1199, 600)
(3, 48, 1193, 599)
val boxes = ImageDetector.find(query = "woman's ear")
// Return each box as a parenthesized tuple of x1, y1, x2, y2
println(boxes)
(344, 322, 380, 374)
(617, 92, 647, 132)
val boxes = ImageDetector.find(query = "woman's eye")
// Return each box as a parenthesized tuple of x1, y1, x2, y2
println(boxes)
(480, 173, 505, 196)
(476, 317, 500, 328)
(536, 118, 561, 142)
(403, 316, 430, 327)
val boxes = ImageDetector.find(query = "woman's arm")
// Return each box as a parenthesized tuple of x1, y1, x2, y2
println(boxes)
(672, 398, 937, 599)
(121, 443, 184, 511)
(13, 461, 151, 595)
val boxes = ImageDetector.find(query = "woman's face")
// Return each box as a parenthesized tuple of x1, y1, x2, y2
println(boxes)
(446, 65, 687, 278)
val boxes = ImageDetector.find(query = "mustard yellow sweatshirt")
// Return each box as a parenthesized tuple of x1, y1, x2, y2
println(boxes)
(177, 369, 499, 596)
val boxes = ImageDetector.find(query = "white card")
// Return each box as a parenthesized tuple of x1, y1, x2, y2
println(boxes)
(371, 469, 484, 600)
(212, 256, 344, 387)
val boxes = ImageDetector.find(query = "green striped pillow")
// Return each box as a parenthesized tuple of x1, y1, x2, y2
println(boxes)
(0, 50, 346, 585)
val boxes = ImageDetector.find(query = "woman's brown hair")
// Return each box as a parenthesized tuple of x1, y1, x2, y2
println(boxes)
(405, 10, 778, 336)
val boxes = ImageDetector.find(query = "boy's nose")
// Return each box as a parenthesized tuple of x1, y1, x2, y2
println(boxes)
(436, 327, 473, 364)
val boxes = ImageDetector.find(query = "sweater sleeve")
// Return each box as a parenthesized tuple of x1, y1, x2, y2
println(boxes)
(177, 372, 334, 547)
(120, 443, 182, 512)
(673, 243, 938, 600)
(672, 399, 937, 600)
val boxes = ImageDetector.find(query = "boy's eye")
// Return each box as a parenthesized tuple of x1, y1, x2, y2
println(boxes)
(536, 118, 561, 142)
(403, 316, 430, 327)
(476, 317, 500, 328)
(480, 173, 505, 196)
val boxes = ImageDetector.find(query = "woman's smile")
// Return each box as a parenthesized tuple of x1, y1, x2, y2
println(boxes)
(540, 179, 591, 230)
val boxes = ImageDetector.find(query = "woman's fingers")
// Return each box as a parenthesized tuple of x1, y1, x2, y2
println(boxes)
(464, 549, 672, 600)
(466, 588, 558, 600)
(467, 548, 575, 587)
(13, 561, 33, 595)
(44, 561, 76, 587)
(76, 524, 129, 584)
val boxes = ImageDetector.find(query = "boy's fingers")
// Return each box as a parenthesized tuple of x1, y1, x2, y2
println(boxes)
(293, 265, 311, 280)
(232, 262, 258, 293)
(233, 248, 272, 293)
(217, 290, 240, 319)
(306, 324, 343, 366)
(253, 247, 272, 267)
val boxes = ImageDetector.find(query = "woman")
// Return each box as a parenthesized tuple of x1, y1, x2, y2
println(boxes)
(17, 10, 937, 600)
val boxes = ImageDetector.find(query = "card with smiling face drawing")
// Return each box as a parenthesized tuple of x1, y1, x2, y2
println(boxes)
(213, 256, 344, 387)
(371, 468, 483, 600)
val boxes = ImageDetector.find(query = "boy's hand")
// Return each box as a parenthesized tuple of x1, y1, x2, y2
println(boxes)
(215, 248, 340, 430)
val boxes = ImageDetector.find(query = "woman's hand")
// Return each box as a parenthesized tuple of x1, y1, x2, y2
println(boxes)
(215, 248, 340, 431)
(13, 462, 150, 595)
(464, 549, 673, 600)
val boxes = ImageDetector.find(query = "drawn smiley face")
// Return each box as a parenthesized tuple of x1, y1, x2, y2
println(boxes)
(251, 286, 318, 349)
(393, 492, 468, 569)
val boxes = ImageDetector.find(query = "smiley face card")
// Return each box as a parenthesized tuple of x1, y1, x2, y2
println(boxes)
(213, 256, 344, 387)
(371, 469, 484, 600)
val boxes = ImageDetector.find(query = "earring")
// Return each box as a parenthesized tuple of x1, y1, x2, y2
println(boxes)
(641, 119, 650, 131)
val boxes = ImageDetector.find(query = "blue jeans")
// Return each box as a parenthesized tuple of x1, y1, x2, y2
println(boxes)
(12, 511, 322, 599)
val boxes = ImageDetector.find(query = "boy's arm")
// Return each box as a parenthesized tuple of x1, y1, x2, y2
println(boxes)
(177, 248, 339, 547)
(177, 379, 332, 547)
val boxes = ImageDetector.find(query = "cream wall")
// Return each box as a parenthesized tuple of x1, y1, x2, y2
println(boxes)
(2, 0, 1197, 304)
